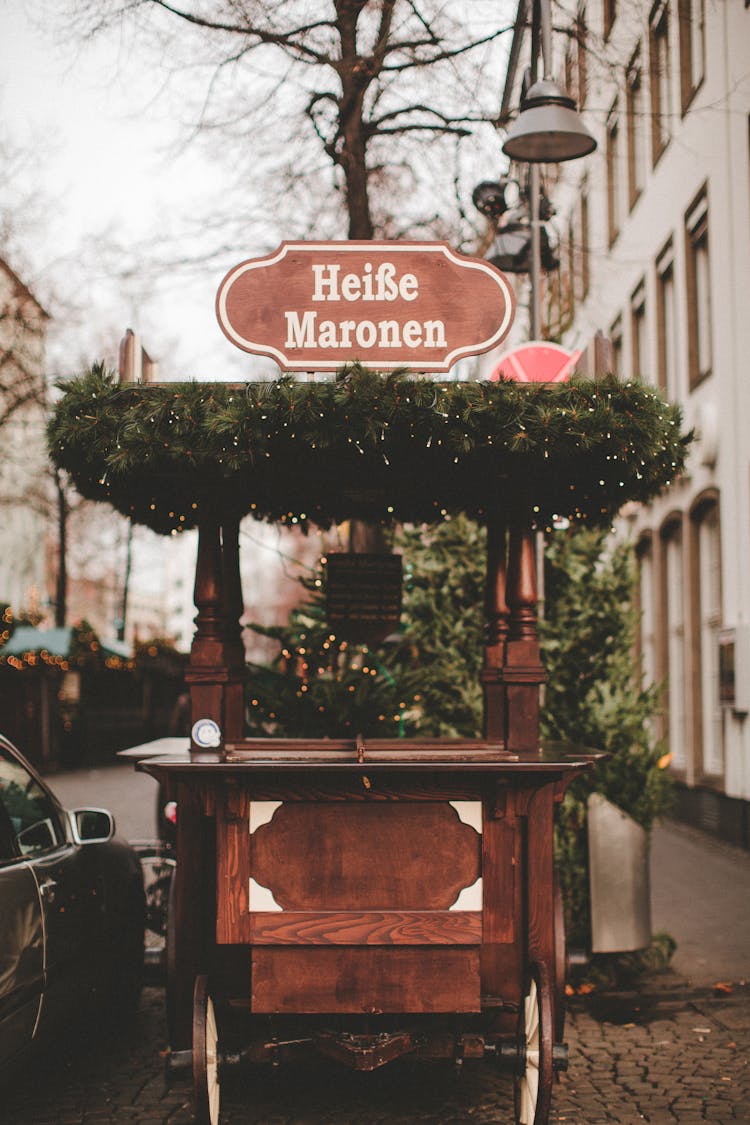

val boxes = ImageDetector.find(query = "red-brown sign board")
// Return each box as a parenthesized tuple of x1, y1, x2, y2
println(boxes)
(216, 241, 515, 372)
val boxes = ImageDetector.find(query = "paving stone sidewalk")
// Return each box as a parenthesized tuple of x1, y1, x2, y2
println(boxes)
(3, 975, 748, 1124)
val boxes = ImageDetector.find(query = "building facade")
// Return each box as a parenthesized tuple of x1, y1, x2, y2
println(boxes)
(0, 258, 49, 617)
(501, 0, 750, 844)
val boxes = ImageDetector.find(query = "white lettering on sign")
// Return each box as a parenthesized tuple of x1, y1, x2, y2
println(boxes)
(286, 261, 442, 350)
(311, 262, 418, 303)
(285, 311, 447, 351)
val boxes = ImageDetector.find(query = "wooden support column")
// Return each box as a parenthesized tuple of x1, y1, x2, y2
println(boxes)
(185, 516, 247, 755)
(220, 517, 247, 742)
(504, 523, 546, 752)
(170, 778, 215, 1049)
(481, 514, 508, 743)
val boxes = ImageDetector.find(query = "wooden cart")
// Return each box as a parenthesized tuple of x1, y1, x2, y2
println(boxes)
(134, 519, 601, 1125)
(52, 367, 686, 1124)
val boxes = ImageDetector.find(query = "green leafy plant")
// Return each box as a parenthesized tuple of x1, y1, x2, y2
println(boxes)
(245, 569, 418, 739)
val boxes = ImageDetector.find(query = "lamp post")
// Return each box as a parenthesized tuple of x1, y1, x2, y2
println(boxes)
(474, 0, 598, 745)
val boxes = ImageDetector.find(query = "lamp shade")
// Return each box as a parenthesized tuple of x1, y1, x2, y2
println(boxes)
(502, 78, 597, 163)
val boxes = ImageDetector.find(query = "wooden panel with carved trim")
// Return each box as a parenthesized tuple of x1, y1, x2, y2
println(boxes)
(251, 947, 481, 1013)
(251, 802, 481, 911)
(249, 910, 482, 945)
(216, 784, 251, 944)
(480, 795, 523, 1005)
(526, 783, 555, 967)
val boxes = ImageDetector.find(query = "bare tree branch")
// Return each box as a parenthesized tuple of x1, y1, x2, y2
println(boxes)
(148, 0, 336, 64)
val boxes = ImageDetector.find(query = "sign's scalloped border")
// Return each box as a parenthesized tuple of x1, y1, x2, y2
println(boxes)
(215, 241, 515, 372)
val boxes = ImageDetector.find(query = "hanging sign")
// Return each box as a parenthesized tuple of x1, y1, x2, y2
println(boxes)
(216, 241, 515, 372)
(325, 553, 403, 644)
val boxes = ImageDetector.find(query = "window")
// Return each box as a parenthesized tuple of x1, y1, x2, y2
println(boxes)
(661, 519, 687, 770)
(564, 45, 575, 103)
(580, 179, 590, 299)
(610, 315, 623, 375)
(603, 0, 617, 39)
(576, 5, 588, 108)
(685, 187, 712, 388)
(636, 535, 657, 689)
(0, 745, 65, 857)
(649, 1, 671, 164)
(678, 0, 705, 111)
(630, 280, 648, 381)
(626, 49, 645, 208)
(567, 217, 577, 316)
(692, 498, 723, 777)
(656, 239, 678, 397)
(570, 178, 590, 304)
(606, 101, 622, 245)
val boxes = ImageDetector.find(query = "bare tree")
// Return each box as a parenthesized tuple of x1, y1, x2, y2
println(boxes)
(53, 1, 515, 246)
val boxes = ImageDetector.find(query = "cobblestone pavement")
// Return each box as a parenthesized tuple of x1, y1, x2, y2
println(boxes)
(3, 975, 748, 1124)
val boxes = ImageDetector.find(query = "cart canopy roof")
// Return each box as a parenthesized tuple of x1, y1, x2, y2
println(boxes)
(48, 364, 691, 536)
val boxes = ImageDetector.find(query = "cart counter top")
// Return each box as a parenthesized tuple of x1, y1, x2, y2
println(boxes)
(133, 737, 604, 782)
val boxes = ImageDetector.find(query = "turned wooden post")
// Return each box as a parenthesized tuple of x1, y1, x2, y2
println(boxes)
(481, 514, 509, 743)
(170, 516, 248, 1050)
(220, 516, 247, 741)
(504, 523, 546, 752)
(185, 515, 247, 754)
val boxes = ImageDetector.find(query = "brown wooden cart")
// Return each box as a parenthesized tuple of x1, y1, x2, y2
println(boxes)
(134, 518, 602, 1125)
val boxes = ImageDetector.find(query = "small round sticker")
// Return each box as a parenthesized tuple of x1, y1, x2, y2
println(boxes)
(191, 718, 222, 748)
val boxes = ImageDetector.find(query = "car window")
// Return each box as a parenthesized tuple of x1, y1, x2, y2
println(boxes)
(0, 745, 65, 857)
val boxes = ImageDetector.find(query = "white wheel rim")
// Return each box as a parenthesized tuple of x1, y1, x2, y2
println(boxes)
(206, 994, 220, 1125)
(519, 977, 540, 1125)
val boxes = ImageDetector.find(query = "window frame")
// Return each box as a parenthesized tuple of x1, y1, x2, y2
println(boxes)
(606, 99, 621, 246)
(603, 0, 617, 40)
(649, 0, 672, 166)
(655, 237, 677, 397)
(609, 314, 623, 376)
(689, 492, 724, 782)
(626, 47, 645, 209)
(684, 185, 712, 389)
(630, 278, 648, 382)
(576, 4, 588, 109)
(660, 514, 687, 772)
(678, 0, 705, 114)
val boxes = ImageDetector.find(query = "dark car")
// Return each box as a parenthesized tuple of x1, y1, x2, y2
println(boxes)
(0, 732, 145, 1078)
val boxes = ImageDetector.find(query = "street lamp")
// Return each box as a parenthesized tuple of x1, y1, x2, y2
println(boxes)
(497, 0, 597, 337)
(481, 194, 560, 275)
(502, 0, 595, 164)
(502, 77, 597, 163)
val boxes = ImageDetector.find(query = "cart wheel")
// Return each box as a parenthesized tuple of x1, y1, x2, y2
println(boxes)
(193, 975, 221, 1125)
(514, 961, 553, 1125)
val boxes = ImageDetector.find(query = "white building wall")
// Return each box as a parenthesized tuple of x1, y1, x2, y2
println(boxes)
(510, 2, 750, 816)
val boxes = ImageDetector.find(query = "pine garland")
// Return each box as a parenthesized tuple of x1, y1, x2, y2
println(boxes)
(47, 362, 691, 535)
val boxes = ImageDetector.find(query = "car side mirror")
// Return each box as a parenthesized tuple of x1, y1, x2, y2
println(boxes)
(70, 808, 116, 844)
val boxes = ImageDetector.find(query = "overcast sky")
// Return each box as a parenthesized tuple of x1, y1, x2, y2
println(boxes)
(0, 1, 251, 379)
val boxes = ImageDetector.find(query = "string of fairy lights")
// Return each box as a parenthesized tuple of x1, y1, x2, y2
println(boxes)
(47, 363, 691, 537)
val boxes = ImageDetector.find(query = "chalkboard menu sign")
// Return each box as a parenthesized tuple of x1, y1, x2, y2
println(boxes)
(325, 554, 403, 643)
